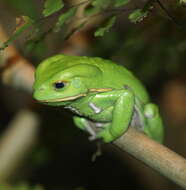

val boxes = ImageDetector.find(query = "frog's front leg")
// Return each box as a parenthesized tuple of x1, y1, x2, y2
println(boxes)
(94, 89, 135, 142)
(73, 116, 97, 140)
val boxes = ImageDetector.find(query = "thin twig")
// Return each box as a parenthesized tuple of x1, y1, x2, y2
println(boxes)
(156, 0, 184, 29)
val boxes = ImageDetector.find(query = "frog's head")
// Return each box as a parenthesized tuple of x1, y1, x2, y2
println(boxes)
(33, 55, 103, 106)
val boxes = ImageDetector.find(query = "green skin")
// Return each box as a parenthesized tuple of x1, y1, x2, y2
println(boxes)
(33, 54, 164, 143)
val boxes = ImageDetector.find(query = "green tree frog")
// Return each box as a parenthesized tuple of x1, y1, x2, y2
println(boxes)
(33, 54, 164, 143)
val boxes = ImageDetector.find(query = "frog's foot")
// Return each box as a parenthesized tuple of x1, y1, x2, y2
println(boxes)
(73, 116, 97, 140)
(73, 116, 87, 130)
(144, 103, 164, 143)
(73, 116, 114, 142)
(86, 121, 106, 141)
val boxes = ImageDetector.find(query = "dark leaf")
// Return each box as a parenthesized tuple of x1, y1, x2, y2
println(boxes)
(43, 0, 64, 17)
(94, 16, 116, 37)
(114, 0, 130, 7)
(128, 9, 148, 23)
(54, 7, 77, 32)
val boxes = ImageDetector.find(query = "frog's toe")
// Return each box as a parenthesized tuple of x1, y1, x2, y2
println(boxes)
(96, 128, 114, 143)
(73, 116, 87, 130)
(88, 134, 97, 141)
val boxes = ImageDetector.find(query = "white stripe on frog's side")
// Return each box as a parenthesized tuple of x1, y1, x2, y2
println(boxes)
(95, 122, 105, 128)
(64, 106, 81, 115)
(89, 102, 102, 114)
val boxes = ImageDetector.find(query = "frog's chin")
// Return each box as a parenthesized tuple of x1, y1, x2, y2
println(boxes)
(40, 101, 70, 106)
(38, 93, 87, 106)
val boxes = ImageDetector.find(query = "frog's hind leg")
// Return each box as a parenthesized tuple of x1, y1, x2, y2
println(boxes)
(73, 116, 97, 140)
(144, 103, 164, 143)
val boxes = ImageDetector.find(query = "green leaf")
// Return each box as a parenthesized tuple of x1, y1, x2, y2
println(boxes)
(0, 16, 34, 51)
(114, 0, 130, 7)
(92, 0, 112, 9)
(85, 0, 112, 16)
(128, 9, 148, 23)
(54, 7, 77, 32)
(94, 16, 116, 37)
(43, 0, 64, 17)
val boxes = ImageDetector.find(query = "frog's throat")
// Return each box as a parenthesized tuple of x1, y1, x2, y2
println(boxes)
(39, 88, 112, 103)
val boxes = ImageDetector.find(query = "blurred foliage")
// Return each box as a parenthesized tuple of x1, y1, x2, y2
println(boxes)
(0, 0, 185, 78)
(54, 7, 77, 32)
(0, 0, 155, 52)
(0, 16, 34, 51)
(43, 0, 64, 17)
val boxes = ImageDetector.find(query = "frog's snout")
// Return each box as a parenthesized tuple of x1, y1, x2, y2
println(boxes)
(33, 87, 45, 101)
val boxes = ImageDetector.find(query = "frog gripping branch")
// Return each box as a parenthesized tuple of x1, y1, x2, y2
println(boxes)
(33, 54, 164, 143)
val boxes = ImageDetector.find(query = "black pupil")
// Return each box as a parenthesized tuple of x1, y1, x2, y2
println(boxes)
(55, 82, 65, 89)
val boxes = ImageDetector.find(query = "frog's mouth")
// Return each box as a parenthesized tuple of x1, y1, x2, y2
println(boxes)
(39, 93, 87, 103)
(38, 88, 112, 103)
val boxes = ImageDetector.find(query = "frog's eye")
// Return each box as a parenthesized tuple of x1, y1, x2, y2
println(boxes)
(53, 81, 66, 90)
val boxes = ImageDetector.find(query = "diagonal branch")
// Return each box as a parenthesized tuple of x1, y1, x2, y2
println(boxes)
(113, 127, 186, 189)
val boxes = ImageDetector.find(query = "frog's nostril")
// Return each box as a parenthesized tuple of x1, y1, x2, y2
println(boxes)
(39, 87, 45, 91)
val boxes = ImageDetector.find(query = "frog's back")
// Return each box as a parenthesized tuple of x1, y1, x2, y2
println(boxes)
(87, 57, 150, 104)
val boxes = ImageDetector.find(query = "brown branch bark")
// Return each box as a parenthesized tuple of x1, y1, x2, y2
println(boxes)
(114, 127, 186, 189)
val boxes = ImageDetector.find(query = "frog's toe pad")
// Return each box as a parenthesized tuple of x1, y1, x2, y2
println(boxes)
(88, 134, 97, 141)
(144, 104, 158, 119)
